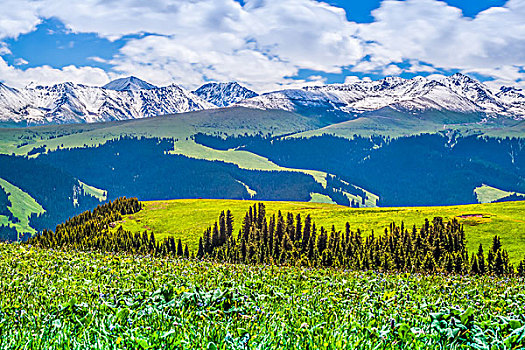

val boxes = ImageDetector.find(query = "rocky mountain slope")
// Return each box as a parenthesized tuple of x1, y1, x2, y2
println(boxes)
(0, 77, 215, 125)
(1, 74, 524, 125)
(192, 82, 258, 107)
(237, 74, 525, 119)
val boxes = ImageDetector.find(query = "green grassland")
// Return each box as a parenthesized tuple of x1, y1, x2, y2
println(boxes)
(79, 181, 107, 202)
(114, 199, 525, 263)
(294, 109, 525, 139)
(2, 243, 525, 349)
(474, 184, 525, 203)
(0, 178, 45, 237)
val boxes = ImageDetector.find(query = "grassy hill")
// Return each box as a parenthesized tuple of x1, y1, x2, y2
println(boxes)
(114, 199, 525, 263)
(0, 177, 45, 238)
(0, 107, 325, 156)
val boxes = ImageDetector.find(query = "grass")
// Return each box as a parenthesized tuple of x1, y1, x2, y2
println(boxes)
(309, 193, 335, 204)
(474, 184, 525, 203)
(2, 242, 525, 349)
(114, 199, 525, 264)
(0, 178, 45, 237)
(79, 181, 107, 202)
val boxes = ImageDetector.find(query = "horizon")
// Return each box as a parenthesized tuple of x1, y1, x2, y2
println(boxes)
(1, 72, 519, 95)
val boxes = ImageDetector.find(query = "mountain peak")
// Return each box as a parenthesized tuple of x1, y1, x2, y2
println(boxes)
(193, 82, 258, 107)
(103, 76, 157, 91)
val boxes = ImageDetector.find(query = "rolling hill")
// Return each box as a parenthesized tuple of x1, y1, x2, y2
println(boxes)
(113, 199, 525, 264)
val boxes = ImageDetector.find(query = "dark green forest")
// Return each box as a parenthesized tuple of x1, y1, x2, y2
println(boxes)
(0, 137, 343, 239)
(195, 133, 525, 206)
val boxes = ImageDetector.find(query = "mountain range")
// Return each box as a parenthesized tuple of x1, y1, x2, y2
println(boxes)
(238, 74, 525, 119)
(0, 73, 524, 125)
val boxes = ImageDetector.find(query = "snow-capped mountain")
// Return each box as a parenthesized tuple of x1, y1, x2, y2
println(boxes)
(103, 76, 157, 91)
(1, 73, 525, 125)
(0, 77, 215, 124)
(237, 74, 525, 119)
(192, 82, 258, 107)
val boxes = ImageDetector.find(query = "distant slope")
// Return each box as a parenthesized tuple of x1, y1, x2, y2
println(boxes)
(0, 178, 45, 239)
(474, 184, 525, 204)
(293, 107, 523, 138)
(0, 107, 335, 156)
(114, 199, 525, 263)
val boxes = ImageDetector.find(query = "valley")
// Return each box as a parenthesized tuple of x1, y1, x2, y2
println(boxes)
(0, 74, 524, 241)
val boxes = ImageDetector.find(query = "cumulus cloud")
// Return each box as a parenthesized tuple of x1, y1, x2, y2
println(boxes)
(14, 58, 28, 66)
(0, 0, 41, 40)
(0, 57, 110, 87)
(0, 0, 524, 90)
(103, 0, 363, 91)
(359, 0, 525, 86)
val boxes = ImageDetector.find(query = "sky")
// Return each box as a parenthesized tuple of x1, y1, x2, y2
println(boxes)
(0, 0, 523, 92)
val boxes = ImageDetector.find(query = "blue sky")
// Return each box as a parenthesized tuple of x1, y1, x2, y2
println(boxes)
(0, 0, 522, 91)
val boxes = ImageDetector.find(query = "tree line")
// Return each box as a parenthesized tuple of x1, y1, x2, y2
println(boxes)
(197, 203, 520, 275)
(26, 198, 525, 276)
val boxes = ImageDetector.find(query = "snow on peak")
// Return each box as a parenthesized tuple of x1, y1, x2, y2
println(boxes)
(237, 74, 525, 118)
(193, 82, 258, 107)
(0, 80, 213, 125)
(103, 76, 157, 91)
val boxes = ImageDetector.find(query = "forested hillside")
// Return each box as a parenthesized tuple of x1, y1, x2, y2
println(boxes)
(195, 133, 525, 206)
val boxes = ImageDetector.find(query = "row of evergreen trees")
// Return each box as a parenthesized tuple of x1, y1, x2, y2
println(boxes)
(26, 198, 524, 276)
(197, 203, 520, 275)
(28, 197, 194, 257)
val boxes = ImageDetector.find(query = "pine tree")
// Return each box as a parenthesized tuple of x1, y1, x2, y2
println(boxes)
(476, 244, 485, 274)
(302, 215, 311, 253)
(470, 254, 479, 275)
(226, 210, 234, 237)
(491, 235, 502, 253)
(494, 250, 504, 275)
(197, 238, 204, 259)
(422, 251, 436, 272)
(176, 238, 183, 257)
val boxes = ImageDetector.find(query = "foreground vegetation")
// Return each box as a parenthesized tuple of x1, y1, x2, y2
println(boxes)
(3, 198, 525, 348)
(2, 243, 525, 349)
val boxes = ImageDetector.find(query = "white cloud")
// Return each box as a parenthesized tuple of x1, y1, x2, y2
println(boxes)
(359, 0, 525, 87)
(0, 43, 11, 55)
(103, 0, 363, 91)
(0, 57, 110, 87)
(0, 0, 524, 90)
(14, 58, 28, 66)
(0, 0, 41, 40)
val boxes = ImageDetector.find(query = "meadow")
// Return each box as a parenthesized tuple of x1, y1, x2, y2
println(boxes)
(1, 242, 525, 349)
(115, 199, 525, 264)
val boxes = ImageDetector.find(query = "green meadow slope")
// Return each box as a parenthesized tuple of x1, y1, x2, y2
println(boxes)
(114, 199, 525, 263)
(0, 178, 45, 238)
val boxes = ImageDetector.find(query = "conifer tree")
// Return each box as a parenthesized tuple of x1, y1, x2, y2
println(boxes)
(177, 238, 183, 257)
